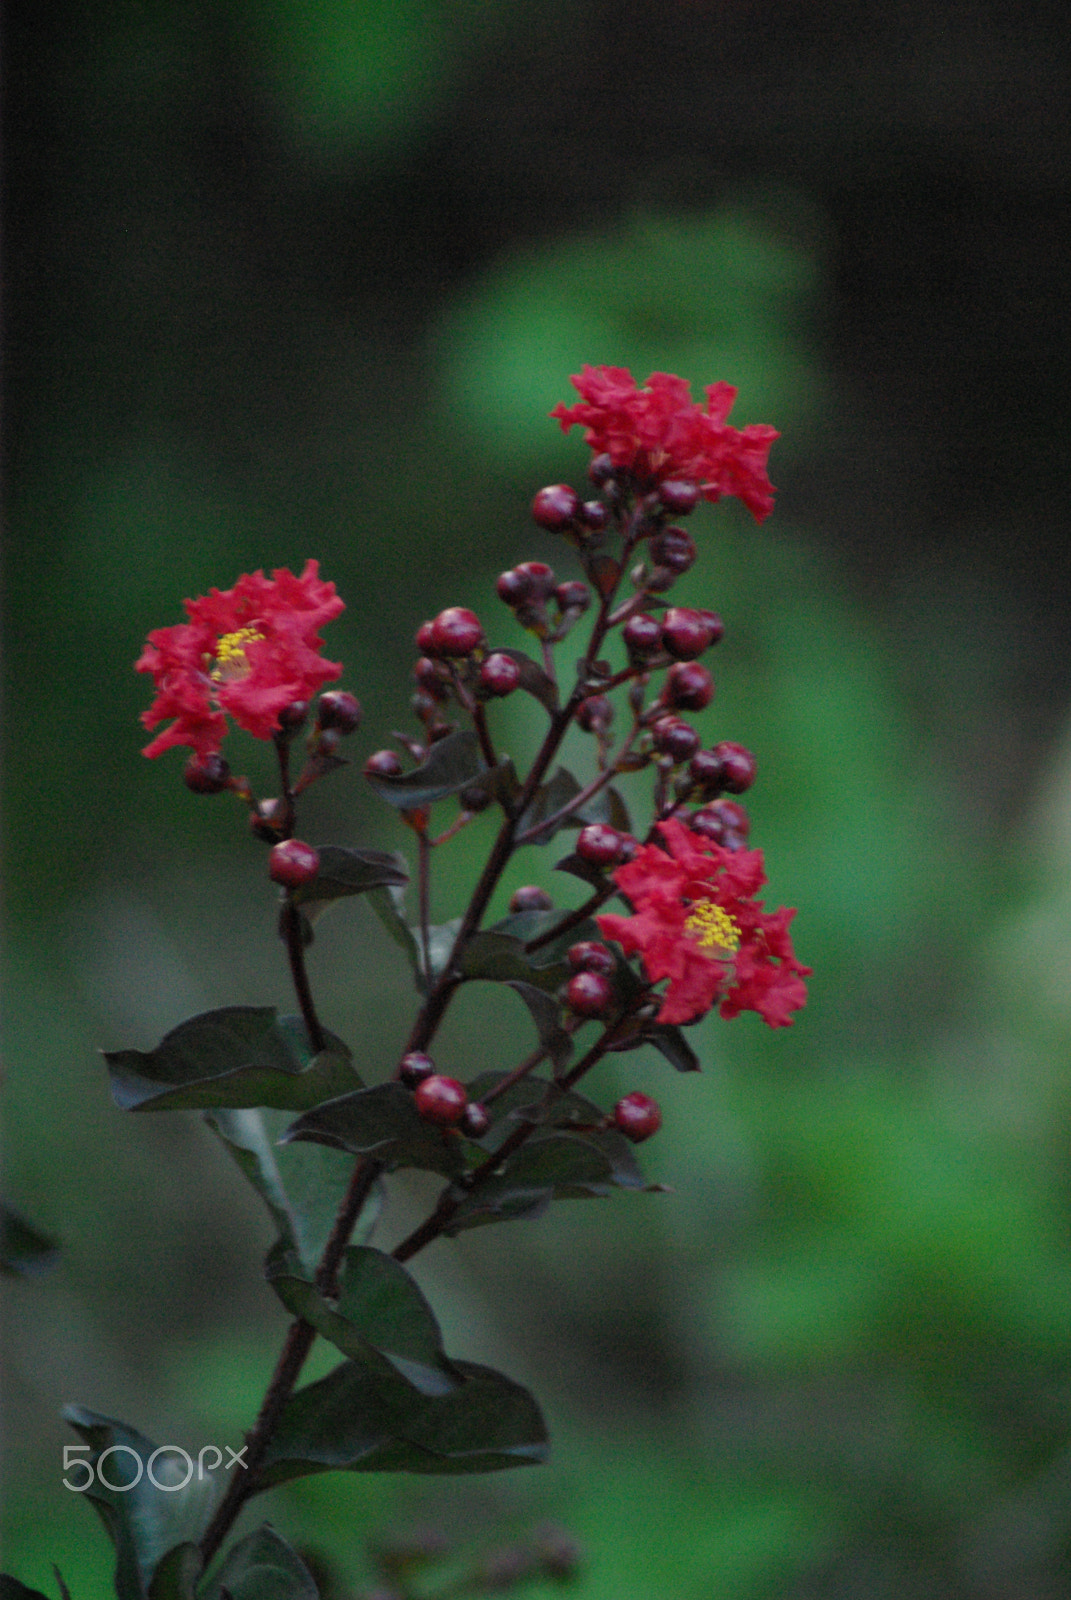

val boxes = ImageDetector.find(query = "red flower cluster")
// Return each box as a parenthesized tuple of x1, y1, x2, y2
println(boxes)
(137, 561, 345, 760)
(596, 818, 810, 1027)
(550, 365, 778, 522)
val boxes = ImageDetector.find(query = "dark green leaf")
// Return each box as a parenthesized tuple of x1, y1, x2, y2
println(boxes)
(0, 1203, 59, 1278)
(0, 1580, 52, 1599)
(104, 1009, 361, 1114)
(290, 846, 408, 925)
(456, 932, 573, 1068)
(443, 1127, 645, 1234)
(268, 1247, 458, 1397)
(258, 1358, 546, 1485)
(365, 730, 486, 810)
(493, 650, 559, 714)
(199, 1526, 318, 1600)
(575, 784, 632, 833)
(642, 1024, 702, 1073)
(62, 1407, 217, 1600)
(486, 910, 603, 971)
(146, 1544, 201, 1600)
(283, 1083, 466, 1180)
(516, 767, 581, 842)
(205, 1108, 373, 1275)
(366, 888, 462, 997)
(552, 851, 612, 892)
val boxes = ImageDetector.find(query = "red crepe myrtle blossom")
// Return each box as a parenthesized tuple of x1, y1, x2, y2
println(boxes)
(137, 561, 344, 760)
(596, 817, 809, 1027)
(550, 365, 778, 522)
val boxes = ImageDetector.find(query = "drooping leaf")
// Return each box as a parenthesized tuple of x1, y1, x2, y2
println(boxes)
(575, 783, 632, 833)
(443, 1127, 646, 1234)
(258, 1358, 547, 1485)
(642, 1023, 702, 1073)
(0, 1203, 59, 1278)
(552, 850, 613, 892)
(205, 1108, 374, 1275)
(146, 1543, 201, 1600)
(198, 1525, 318, 1600)
(516, 767, 581, 843)
(268, 1247, 458, 1397)
(366, 888, 462, 997)
(290, 846, 408, 927)
(283, 1083, 466, 1181)
(365, 730, 486, 810)
(0, 1580, 52, 1599)
(104, 1009, 361, 1114)
(492, 650, 559, 714)
(61, 1407, 217, 1600)
(457, 933, 573, 1066)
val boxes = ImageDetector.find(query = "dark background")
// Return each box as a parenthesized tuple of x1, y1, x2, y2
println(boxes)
(5, 3, 1071, 1596)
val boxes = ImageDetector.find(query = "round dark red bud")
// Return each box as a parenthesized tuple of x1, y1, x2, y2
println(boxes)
(411, 689, 440, 721)
(415, 619, 442, 656)
(579, 499, 609, 532)
(184, 752, 230, 794)
(364, 749, 404, 778)
(532, 485, 580, 531)
(576, 695, 614, 733)
(689, 749, 726, 795)
(650, 526, 698, 576)
(661, 607, 716, 660)
(276, 699, 310, 730)
(651, 717, 700, 763)
(575, 823, 624, 866)
(554, 580, 591, 613)
(269, 838, 320, 889)
(414, 658, 450, 699)
(460, 1101, 491, 1138)
(567, 940, 616, 976)
(689, 797, 751, 846)
(399, 1051, 436, 1087)
(697, 609, 725, 645)
(664, 661, 715, 712)
(622, 612, 664, 657)
(565, 970, 615, 1018)
(414, 1074, 468, 1126)
(657, 479, 701, 515)
(496, 568, 529, 607)
(514, 560, 557, 599)
(479, 652, 522, 697)
(459, 782, 493, 813)
(317, 690, 363, 734)
(613, 1091, 662, 1143)
(588, 453, 616, 488)
(509, 885, 553, 913)
(431, 607, 484, 657)
(713, 741, 757, 794)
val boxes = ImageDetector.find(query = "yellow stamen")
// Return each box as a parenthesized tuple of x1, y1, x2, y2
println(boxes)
(211, 627, 264, 682)
(684, 900, 741, 954)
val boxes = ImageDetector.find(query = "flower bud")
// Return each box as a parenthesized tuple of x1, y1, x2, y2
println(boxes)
(565, 970, 614, 1018)
(576, 695, 613, 733)
(364, 749, 404, 778)
(184, 752, 231, 794)
(460, 1101, 491, 1138)
(663, 661, 715, 711)
(509, 885, 553, 913)
(414, 1075, 468, 1126)
(317, 689, 363, 734)
(269, 838, 320, 889)
(430, 607, 484, 658)
(651, 717, 700, 764)
(657, 480, 701, 515)
(575, 823, 625, 867)
(479, 652, 522, 697)
(713, 740, 756, 794)
(567, 941, 616, 975)
(661, 607, 717, 660)
(399, 1051, 436, 1087)
(531, 485, 580, 531)
(613, 1091, 662, 1143)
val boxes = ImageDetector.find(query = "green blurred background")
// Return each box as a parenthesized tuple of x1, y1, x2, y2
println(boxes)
(4, 2, 1071, 1594)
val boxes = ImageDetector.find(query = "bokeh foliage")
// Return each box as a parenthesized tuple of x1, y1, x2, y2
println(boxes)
(5, 1, 1071, 1596)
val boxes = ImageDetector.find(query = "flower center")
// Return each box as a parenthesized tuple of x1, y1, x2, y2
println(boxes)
(683, 900, 741, 954)
(211, 627, 264, 682)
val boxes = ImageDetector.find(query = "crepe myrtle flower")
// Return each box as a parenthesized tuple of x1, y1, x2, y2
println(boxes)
(596, 818, 810, 1028)
(550, 365, 778, 522)
(137, 561, 345, 760)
